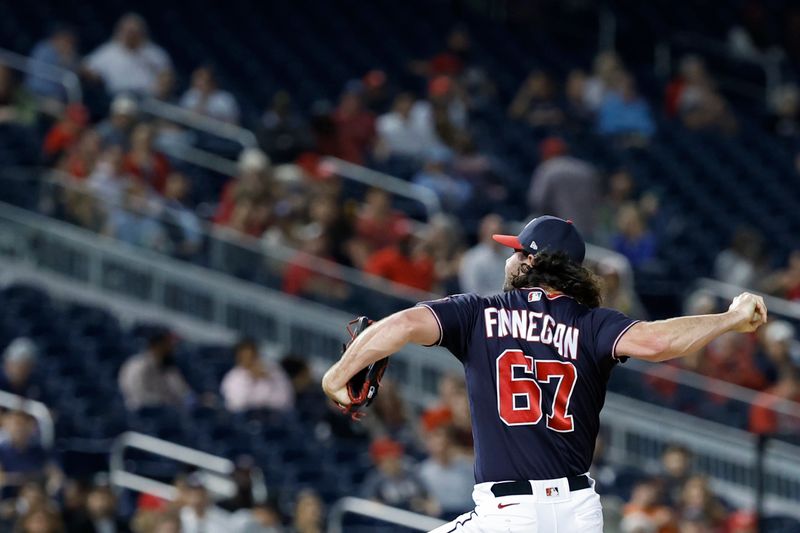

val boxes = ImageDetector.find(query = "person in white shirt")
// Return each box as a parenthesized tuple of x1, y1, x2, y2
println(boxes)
(180, 65, 240, 124)
(375, 92, 432, 160)
(180, 476, 231, 533)
(84, 13, 172, 96)
(458, 214, 507, 296)
(417, 425, 475, 519)
(220, 339, 294, 412)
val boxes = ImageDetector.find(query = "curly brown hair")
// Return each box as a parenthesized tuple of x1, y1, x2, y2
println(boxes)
(509, 251, 603, 308)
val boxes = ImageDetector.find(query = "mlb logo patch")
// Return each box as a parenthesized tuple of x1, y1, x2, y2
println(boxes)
(528, 291, 542, 302)
(545, 487, 559, 497)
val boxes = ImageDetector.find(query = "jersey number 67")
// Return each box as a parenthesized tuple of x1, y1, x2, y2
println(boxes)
(496, 350, 576, 432)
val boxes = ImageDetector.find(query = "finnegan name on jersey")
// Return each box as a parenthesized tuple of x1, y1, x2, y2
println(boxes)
(484, 292, 578, 360)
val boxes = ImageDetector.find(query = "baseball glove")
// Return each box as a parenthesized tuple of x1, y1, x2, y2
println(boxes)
(336, 316, 389, 420)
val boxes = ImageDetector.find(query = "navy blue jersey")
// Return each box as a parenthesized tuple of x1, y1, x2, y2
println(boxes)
(418, 288, 638, 483)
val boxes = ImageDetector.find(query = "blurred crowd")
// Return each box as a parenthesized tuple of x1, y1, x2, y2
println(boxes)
(1, 5, 800, 533)
(0, 325, 796, 532)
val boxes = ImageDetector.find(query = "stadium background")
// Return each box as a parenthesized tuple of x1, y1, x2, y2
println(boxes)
(0, 0, 799, 531)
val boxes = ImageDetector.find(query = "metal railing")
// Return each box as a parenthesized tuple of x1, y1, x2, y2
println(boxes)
(602, 392, 800, 519)
(328, 497, 447, 533)
(656, 32, 785, 102)
(0, 47, 82, 104)
(323, 157, 442, 219)
(0, 200, 460, 406)
(140, 97, 258, 150)
(24, 169, 440, 312)
(0, 390, 55, 448)
(109, 431, 266, 503)
(4, 196, 800, 508)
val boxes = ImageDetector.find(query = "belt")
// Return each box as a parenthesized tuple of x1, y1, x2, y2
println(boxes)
(491, 475, 590, 497)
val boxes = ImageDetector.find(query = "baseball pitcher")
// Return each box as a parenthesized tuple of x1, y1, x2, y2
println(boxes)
(322, 215, 767, 532)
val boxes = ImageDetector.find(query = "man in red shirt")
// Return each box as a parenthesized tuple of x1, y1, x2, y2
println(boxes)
(364, 229, 435, 292)
(749, 362, 800, 436)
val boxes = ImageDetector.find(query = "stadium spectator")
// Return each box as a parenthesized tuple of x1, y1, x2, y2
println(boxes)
(756, 320, 797, 386)
(282, 233, 350, 301)
(658, 444, 692, 507)
(179, 476, 230, 533)
(0, 412, 63, 498)
(118, 329, 192, 411)
(450, 131, 504, 207)
(0, 66, 36, 127)
(14, 506, 64, 533)
(363, 229, 435, 292)
(25, 24, 79, 105)
(363, 381, 418, 450)
(96, 94, 139, 149)
(459, 214, 506, 296)
(60, 129, 102, 180)
(353, 188, 411, 258)
(595, 256, 646, 318)
(375, 92, 431, 161)
(422, 214, 465, 294)
(527, 137, 601, 239)
(417, 426, 474, 519)
(583, 51, 624, 112)
(597, 72, 656, 144)
(220, 338, 294, 413)
(150, 513, 181, 533)
(0, 338, 43, 400)
(292, 489, 324, 533)
(83, 13, 172, 96)
(104, 181, 168, 252)
(180, 65, 240, 124)
(42, 104, 89, 163)
(361, 437, 434, 514)
(215, 148, 272, 229)
(611, 203, 658, 270)
(280, 356, 326, 421)
(294, 192, 354, 265)
(412, 148, 472, 212)
(87, 146, 129, 207)
(426, 74, 468, 134)
(411, 26, 472, 78)
(714, 227, 765, 289)
(61, 479, 90, 532)
(749, 360, 800, 436)
(83, 483, 128, 533)
(677, 476, 727, 527)
(564, 68, 593, 130)
(621, 478, 676, 533)
(508, 70, 564, 130)
(766, 83, 800, 138)
(331, 86, 375, 164)
(258, 91, 312, 164)
(123, 123, 171, 194)
(760, 249, 800, 301)
(703, 331, 766, 390)
(420, 374, 473, 452)
(669, 56, 738, 134)
(159, 172, 203, 259)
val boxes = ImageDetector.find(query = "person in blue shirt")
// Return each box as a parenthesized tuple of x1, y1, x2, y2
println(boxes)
(597, 73, 656, 141)
(26, 25, 79, 103)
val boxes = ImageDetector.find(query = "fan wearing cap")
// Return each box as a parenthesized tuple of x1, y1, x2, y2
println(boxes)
(323, 215, 767, 533)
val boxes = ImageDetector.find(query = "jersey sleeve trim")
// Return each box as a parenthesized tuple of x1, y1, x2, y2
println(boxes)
(612, 320, 641, 360)
(418, 304, 443, 347)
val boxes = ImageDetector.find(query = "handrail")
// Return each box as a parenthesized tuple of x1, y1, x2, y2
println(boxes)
(109, 431, 266, 502)
(156, 142, 239, 177)
(624, 359, 800, 419)
(323, 156, 442, 219)
(327, 497, 447, 533)
(30, 169, 440, 304)
(697, 277, 800, 320)
(0, 47, 82, 104)
(662, 32, 783, 101)
(0, 390, 55, 448)
(140, 97, 257, 149)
